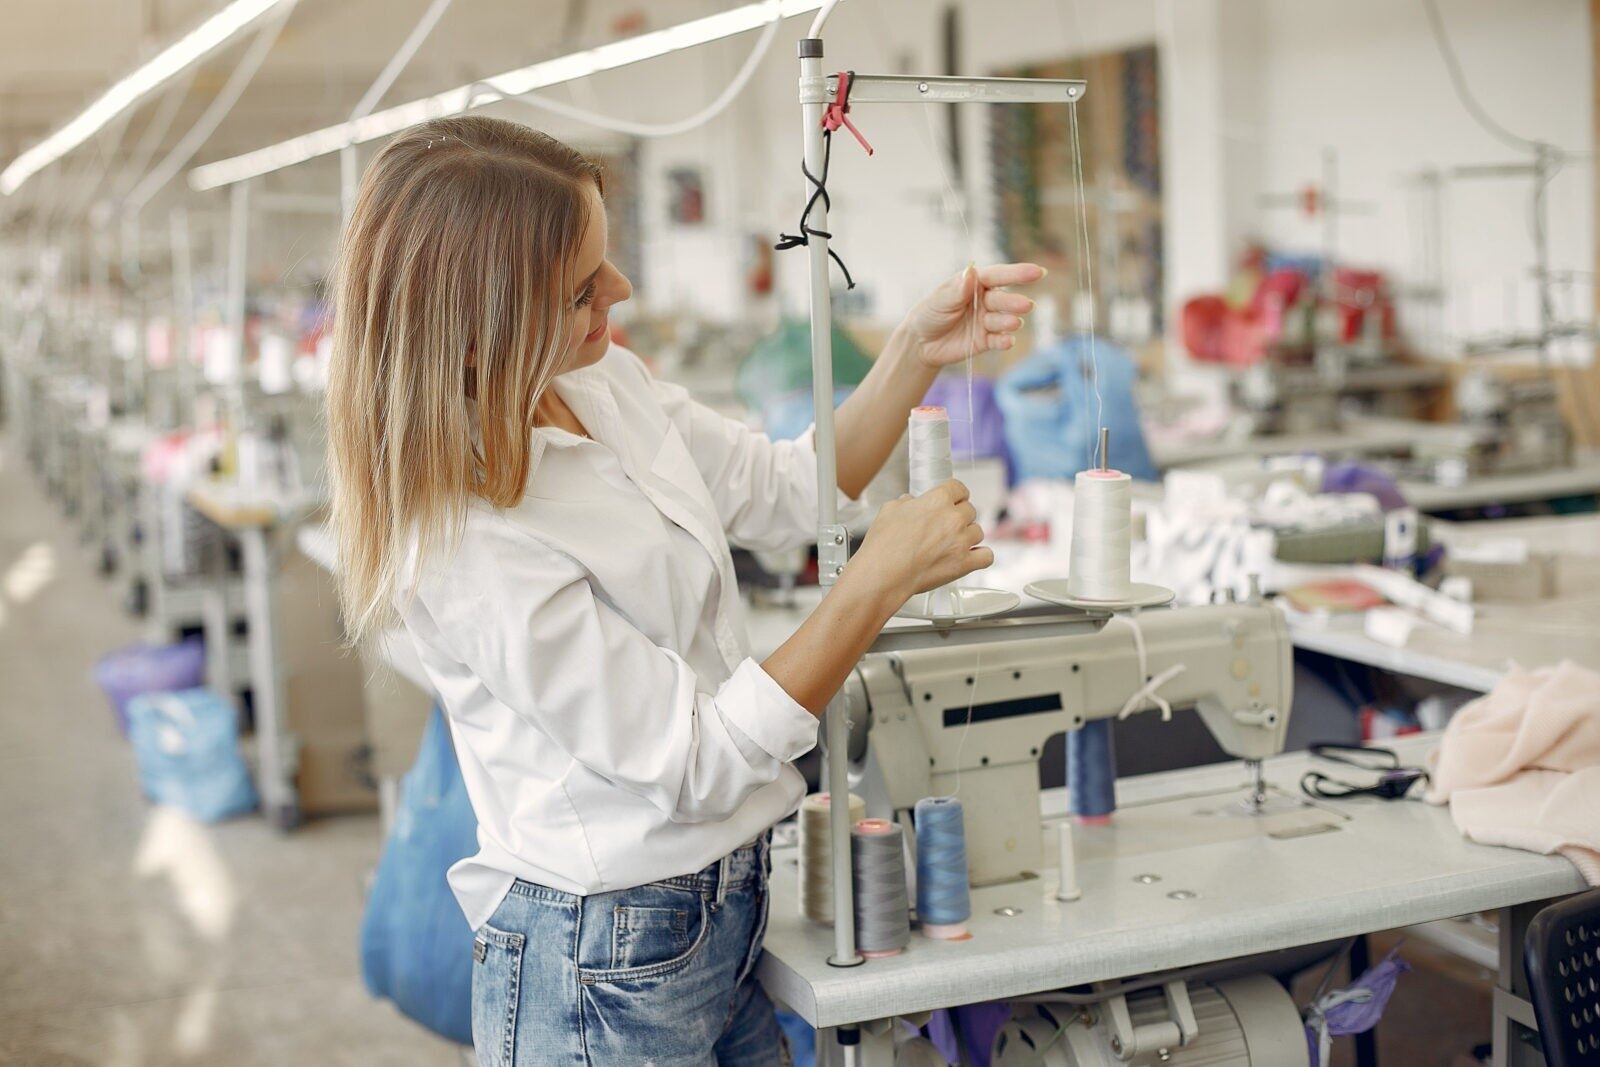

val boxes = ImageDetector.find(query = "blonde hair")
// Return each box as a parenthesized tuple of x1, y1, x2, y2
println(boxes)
(326, 115, 603, 640)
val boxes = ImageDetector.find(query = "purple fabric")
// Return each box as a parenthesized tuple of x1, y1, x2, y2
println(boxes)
(926, 1002, 1013, 1066)
(923, 376, 1010, 476)
(1320, 460, 1408, 512)
(1305, 946, 1411, 1066)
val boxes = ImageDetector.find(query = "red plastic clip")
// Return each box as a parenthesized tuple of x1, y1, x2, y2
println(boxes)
(822, 71, 874, 156)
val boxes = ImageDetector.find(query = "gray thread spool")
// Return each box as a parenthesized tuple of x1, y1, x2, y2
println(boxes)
(851, 818, 911, 958)
(798, 792, 866, 924)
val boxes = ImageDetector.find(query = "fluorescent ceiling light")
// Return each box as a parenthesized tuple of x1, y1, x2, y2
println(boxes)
(189, 0, 824, 191)
(0, 0, 296, 196)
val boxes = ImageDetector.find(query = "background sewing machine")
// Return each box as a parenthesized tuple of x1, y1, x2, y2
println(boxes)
(1404, 370, 1573, 483)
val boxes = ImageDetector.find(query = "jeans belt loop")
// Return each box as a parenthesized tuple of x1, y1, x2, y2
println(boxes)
(714, 853, 731, 910)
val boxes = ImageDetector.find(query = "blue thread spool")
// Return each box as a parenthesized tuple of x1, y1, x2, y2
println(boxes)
(914, 796, 971, 941)
(1068, 719, 1116, 823)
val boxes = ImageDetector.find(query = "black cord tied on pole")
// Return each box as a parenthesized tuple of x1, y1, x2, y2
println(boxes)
(776, 71, 873, 291)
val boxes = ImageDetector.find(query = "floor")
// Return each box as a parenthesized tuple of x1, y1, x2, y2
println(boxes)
(0, 437, 462, 1067)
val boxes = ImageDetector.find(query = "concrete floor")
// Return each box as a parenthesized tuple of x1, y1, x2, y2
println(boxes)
(0, 439, 462, 1066)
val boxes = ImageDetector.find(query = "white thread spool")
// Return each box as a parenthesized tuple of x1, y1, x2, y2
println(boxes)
(1068, 467, 1133, 601)
(908, 407, 957, 615)
(1055, 820, 1082, 902)
(908, 406, 953, 497)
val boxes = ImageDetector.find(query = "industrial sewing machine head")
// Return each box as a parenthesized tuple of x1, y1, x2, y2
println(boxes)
(841, 595, 1293, 886)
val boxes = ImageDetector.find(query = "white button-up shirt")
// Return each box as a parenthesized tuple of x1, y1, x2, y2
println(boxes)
(398, 346, 828, 929)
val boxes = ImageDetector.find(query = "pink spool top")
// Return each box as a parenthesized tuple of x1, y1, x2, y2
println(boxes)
(909, 406, 949, 422)
(854, 818, 896, 835)
(1082, 469, 1125, 479)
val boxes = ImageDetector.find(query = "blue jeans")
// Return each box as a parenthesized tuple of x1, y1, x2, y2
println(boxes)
(471, 835, 790, 1066)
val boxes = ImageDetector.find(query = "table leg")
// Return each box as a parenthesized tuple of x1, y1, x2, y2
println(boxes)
(201, 532, 232, 701)
(241, 525, 298, 830)
(1493, 900, 1547, 1067)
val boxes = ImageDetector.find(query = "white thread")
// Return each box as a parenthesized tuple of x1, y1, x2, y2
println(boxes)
(1111, 613, 1187, 721)
(1069, 101, 1105, 469)
(1069, 470, 1133, 601)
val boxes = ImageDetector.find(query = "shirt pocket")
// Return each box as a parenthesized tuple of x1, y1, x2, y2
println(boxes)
(471, 924, 526, 1067)
(578, 891, 710, 985)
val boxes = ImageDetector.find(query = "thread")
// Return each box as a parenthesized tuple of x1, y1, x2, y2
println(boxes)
(1055, 820, 1082, 902)
(913, 797, 971, 940)
(798, 792, 865, 924)
(908, 406, 954, 497)
(1068, 719, 1117, 824)
(1068, 469, 1133, 601)
(851, 818, 911, 957)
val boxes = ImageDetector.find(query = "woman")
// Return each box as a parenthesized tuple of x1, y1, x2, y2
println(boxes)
(327, 115, 1040, 1066)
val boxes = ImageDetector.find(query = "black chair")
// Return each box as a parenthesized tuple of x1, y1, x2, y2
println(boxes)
(1524, 889, 1600, 1066)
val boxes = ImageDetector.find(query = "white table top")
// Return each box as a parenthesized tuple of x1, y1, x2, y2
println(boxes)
(1285, 514, 1600, 691)
(757, 735, 1587, 1029)
(186, 479, 322, 529)
(1401, 455, 1600, 513)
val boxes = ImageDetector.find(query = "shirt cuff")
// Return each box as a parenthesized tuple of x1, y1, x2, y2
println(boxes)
(717, 658, 820, 764)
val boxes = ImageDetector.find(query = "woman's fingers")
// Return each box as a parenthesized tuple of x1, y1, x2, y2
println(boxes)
(961, 522, 984, 548)
(957, 500, 978, 524)
(976, 262, 1045, 289)
(938, 479, 970, 504)
(984, 289, 1035, 315)
(984, 312, 1023, 333)
(963, 546, 996, 573)
(983, 332, 1017, 352)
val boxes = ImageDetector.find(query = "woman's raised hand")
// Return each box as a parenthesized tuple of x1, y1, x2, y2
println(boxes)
(903, 262, 1046, 369)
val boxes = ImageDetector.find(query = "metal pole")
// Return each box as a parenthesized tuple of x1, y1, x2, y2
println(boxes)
(226, 180, 251, 482)
(799, 35, 863, 971)
(169, 206, 195, 427)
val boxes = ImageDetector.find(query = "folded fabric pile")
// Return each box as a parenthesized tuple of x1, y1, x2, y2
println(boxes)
(1428, 661, 1600, 885)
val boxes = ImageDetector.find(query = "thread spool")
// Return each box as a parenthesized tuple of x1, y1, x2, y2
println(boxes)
(1068, 719, 1116, 824)
(798, 792, 866, 924)
(851, 818, 911, 958)
(1055, 820, 1082, 902)
(1068, 468, 1133, 601)
(908, 406, 954, 497)
(913, 797, 971, 941)
(909, 406, 958, 615)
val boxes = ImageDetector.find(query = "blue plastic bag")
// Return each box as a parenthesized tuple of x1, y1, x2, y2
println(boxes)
(94, 637, 206, 736)
(126, 688, 257, 822)
(994, 337, 1158, 482)
(360, 707, 478, 1045)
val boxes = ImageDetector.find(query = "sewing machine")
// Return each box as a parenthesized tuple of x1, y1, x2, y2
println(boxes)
(840, 596, 1294, 887)
(1407, 370, 1572, 482)
(1234, 354, 1449, 438)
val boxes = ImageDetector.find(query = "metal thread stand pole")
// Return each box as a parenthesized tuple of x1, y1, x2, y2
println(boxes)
(799, 34, 863, 972)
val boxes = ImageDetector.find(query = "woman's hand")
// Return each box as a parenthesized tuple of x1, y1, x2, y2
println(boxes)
(845, 480, 994, 608)
(903, 262, 1046, 369)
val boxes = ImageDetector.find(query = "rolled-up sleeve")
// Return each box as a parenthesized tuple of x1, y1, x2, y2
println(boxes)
(651, 374, 862, 552)
(428, 523, 817, 824)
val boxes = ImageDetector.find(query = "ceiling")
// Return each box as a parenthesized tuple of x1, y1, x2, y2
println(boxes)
(0, 0, 715, 226)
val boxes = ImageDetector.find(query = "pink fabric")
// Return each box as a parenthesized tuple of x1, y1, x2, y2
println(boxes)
(1427, 661, 1600, 885)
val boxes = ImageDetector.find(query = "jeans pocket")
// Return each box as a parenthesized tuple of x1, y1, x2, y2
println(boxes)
(579, 893, 710, 985)
(472, 924, 526, 1067)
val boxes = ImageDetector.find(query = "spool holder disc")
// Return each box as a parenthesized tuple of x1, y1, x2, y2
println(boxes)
(894, 586, 1020, 624)
(1024, 579, 1175, 614)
